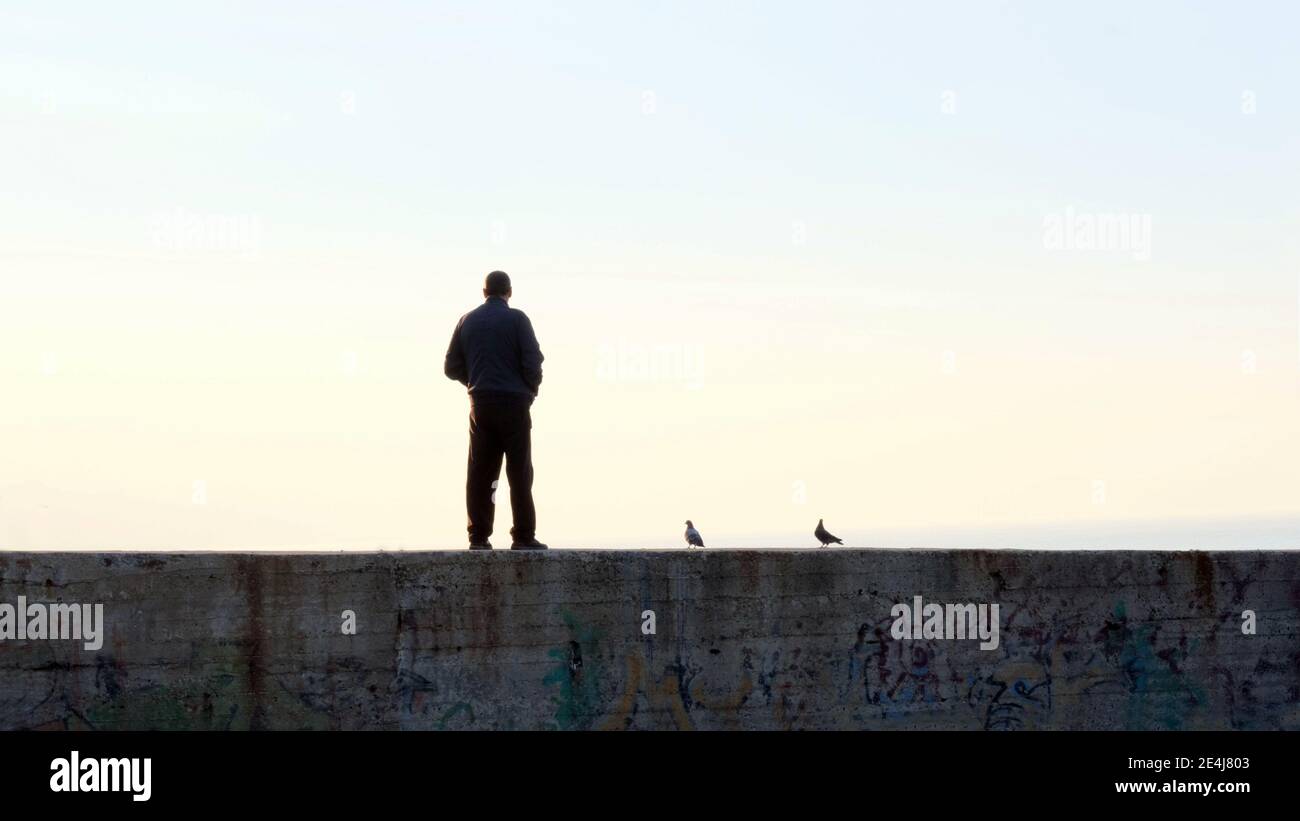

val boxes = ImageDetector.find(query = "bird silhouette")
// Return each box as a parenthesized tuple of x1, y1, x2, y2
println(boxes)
(684, 520, 705, 548)
(814, 519, 843, 547)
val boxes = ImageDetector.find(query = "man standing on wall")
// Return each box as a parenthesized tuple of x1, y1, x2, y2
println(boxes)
(444, 271, 548, 550)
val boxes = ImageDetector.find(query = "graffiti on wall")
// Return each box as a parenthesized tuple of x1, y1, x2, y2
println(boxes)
(1, 552, 1298, 730)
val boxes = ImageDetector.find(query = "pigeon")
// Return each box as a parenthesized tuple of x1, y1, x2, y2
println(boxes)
(814, 519, 843, 547)
(684, 520, 705, 548)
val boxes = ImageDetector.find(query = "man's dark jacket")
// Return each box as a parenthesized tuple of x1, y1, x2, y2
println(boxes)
(444, 296, 544, 402)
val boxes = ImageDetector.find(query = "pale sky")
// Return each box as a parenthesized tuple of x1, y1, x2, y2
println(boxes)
(2, 1, 1298, 549)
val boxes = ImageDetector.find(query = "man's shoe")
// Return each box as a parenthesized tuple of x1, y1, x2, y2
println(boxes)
(468, 541, 493, 550)
(510, 539, 548, 550)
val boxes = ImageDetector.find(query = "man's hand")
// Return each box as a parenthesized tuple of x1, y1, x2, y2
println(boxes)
(518, 313, 544, 395)
(444, 319, 469, 385)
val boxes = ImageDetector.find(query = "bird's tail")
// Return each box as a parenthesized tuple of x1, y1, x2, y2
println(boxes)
(833, 538, 843, 544)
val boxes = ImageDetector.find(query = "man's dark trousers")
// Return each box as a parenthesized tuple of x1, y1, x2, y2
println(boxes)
(466, 397, 535, 543)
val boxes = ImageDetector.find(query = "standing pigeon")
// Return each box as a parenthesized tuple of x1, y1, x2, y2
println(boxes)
(684, 520, 705, 548)
(814, 519, 843, 547)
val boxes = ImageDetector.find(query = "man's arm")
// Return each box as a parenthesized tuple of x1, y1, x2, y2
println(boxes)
(518, 312, 544, 395)
(444, 319, 468, 385)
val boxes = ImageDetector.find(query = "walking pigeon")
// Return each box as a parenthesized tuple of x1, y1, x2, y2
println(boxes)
(814, 519, 843, 547)
(684, 520, 705, 548)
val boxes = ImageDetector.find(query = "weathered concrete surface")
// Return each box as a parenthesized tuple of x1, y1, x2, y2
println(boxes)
(0, 550, 1297, 730)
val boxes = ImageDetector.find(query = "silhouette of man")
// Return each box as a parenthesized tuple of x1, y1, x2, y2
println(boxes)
(444, 270, 547, 550)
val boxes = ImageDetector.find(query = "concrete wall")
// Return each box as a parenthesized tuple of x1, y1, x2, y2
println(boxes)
(0, 550, 1296, 730)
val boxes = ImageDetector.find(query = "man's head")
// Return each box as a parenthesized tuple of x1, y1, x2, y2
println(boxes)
(483, 270, 512, 300)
